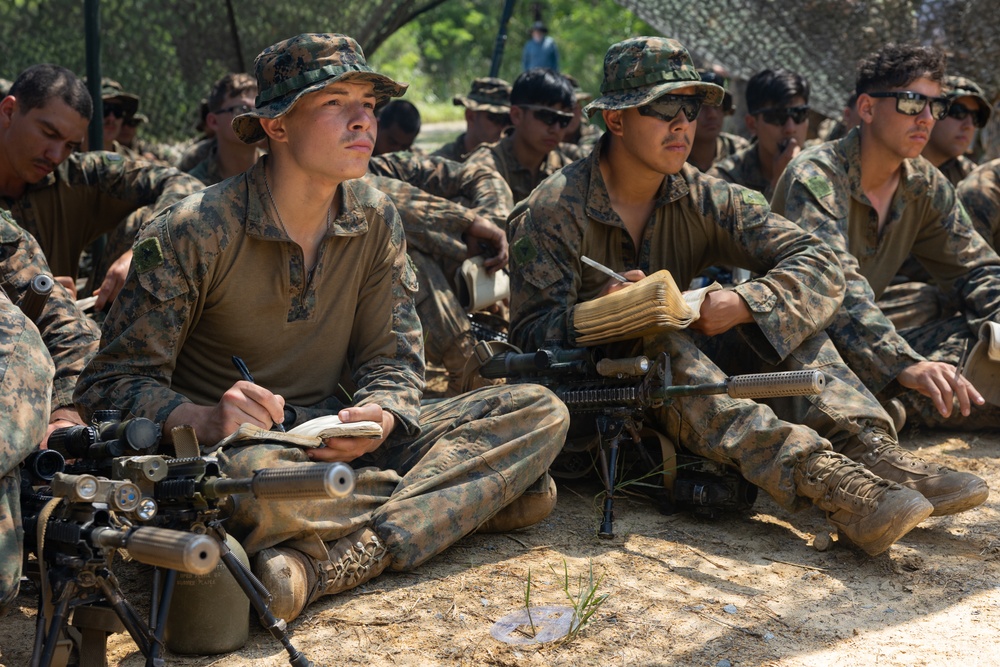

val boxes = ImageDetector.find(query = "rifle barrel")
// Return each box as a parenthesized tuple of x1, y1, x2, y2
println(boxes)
(91, 526, 220, 575)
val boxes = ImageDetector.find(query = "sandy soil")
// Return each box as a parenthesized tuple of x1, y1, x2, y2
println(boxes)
(3, 415, 1000, 667)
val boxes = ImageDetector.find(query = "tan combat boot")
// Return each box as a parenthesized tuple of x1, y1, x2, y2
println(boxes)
(253, 527, 390, 622)
(477, 472, 558, 533)
(795, 451, 933, 556)
(840, 428, 989, 516)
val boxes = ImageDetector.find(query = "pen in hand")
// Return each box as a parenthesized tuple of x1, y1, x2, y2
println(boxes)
(582, 255, 629, 283)
(231, 355, 285, 432)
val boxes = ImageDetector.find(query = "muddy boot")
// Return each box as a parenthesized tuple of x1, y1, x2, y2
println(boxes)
(253, 527, 390, 622)
(794, 451, 933, 556)
(840, 428, 989, 516)
(477, 472, 558, 533)
(881, 398, 907, 433)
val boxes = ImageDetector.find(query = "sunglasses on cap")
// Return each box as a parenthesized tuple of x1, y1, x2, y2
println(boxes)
(485, 111, 511, 126)
(103, 104, 125, 119)
(637, 95, 704, 123)
(750, 104, 810, 126)
(518, 104, 572, 129)
(215, 103, 253, 116)
(946, 101, 989, 128)
(867, 91, 950, 120)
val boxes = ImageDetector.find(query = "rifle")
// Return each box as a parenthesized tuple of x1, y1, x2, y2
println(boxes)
(27, 424, 356, 667)
(479, 347, 826, 537)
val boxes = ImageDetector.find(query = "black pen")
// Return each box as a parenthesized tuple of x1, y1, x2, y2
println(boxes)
(231, 355, 286, 432)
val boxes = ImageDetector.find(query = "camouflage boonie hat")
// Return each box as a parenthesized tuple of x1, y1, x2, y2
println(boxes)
(233, 33, 408, 144)
(584, 37, 724, 117)
(944, 75, 993, 125)
(697, 69, 734, 112)
(563, 74, 594, 104)
(100, 78, 139, 116)
(453, 77, 511, 114)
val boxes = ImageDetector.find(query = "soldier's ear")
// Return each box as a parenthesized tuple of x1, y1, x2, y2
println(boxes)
(856, 93, 876, 124)
(0, 96, 17, 128)
(745, 114, 758, 137)
(259, 116, 287, 143)
(602, 109, 624, 136)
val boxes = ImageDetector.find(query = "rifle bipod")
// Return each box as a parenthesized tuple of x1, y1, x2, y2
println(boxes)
(147, 521, 318, 667)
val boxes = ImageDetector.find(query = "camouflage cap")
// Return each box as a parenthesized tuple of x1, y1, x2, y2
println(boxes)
(563, 74, 594, 104)
(584, 37, 724, 117)
(697, 69, 734, 112)
(453, 77, 511, 114)
(100, 78, 139, 116)
(945, 75, 993, 124)
(233, 33, 408, 144)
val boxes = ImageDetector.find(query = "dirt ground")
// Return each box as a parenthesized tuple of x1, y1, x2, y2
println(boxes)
(3, 408, 1000, 666)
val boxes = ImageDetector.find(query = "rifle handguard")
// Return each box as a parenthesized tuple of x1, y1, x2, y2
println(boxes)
(92, 525, 220, 575)
(726, 370, 825, 399)
(206, 463, 355, 500)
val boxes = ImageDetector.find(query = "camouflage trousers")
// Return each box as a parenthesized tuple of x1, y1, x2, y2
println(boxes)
(636, 329, 892, 510)
(877, 281, 956, 331)
(897, 314, 1000, 430)
(410, 249, 470, 366)
(0, 301, 55, 612)
(220, 384, 568, 570)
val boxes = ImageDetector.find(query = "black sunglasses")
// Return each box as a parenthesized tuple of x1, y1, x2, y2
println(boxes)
(485, 111, 511, 126)
(103, 104, 125, 119)
(867, 91, 950, 120)
(214, 103, 253, 116)
(946, 101, 989, 128)
(518, 104, 572, 129)
(637, 95, 704, 123)
(750, 104, 810, 126)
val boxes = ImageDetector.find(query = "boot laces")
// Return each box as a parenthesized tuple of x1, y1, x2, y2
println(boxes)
(865, 429, 951, 473)
(320, 532, 388, 592)
(805, 452, 895, 510)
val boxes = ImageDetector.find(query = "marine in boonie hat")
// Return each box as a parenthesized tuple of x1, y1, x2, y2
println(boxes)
(944, 75, 993, 126)
(233, 33, 408, 144)
(584, 37, 724, 117)
(453, 77, 511, 114)
(100, 78, 140, 117)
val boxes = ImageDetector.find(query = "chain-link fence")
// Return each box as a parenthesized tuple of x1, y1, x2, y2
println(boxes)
(0, 0, 446, 144)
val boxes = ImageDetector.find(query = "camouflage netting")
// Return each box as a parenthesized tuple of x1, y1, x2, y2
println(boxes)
(0, 0, 446, 143)
(617, 0, 1000, 158)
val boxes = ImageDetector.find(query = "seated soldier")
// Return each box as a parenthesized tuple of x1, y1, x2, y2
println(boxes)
(686, 68, 748, 172)
(0, 65, 202, 309)
(0, 208, 99, 613)
(710, 69, 810, 198)
(772, 43, 1000, 431)
(86, 78, 139, 153)
(75, 33, 568, 623)
(508, 37, 987, 557)
(959, 157, 1000, 251)
(561, 74, 601, 153)
(432, 77, 512, 163)
(465, 68, 577, 204)
(373, 99, 421, 155)
(922, 76, 991, 185)
(189, 73, 263, 185)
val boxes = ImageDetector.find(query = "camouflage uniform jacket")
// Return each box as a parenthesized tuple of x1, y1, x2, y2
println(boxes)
(368, 151, 514, 226)
(178, 137, 215, 172)
(187, 145, 224, 186)
(938, 154, 977, 187)
(0, 151, 202, 278)
(74, 157, 424, 438)
(465, 134, 577, 204)
(958, 157, 1000, 250)
(0, 209, 99, 410)
(431, 133, 472, 163)
(508, 139, 846, 365)
(709, 143, 773, 199)
(771, 128, 1000, 393)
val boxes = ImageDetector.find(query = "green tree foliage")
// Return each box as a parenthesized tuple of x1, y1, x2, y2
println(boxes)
(370, 0, 654, 106)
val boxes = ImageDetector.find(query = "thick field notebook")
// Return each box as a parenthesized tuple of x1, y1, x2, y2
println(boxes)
(573, 269, 721, 346)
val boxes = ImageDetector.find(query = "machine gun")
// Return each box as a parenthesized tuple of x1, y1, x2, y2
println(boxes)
(22, 437, 355, 667)
(113, 448, 354, 667)
(20, 470, 221, 667)
(480, 347, 825, 537)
